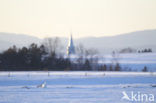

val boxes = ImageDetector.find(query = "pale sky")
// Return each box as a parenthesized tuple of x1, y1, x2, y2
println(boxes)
(0, 0, 156, 38)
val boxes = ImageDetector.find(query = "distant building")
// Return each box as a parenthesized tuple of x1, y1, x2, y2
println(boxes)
(67, 34, 75, 55)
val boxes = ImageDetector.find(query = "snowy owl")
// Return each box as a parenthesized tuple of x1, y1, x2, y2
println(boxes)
(37, 82, 47, 88)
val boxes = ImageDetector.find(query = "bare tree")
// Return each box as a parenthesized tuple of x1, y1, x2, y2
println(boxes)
(76, 44, 98, 57)
(86, 48, 99, 70)
(75, 44, 86, 69)
(111, 51, 120, 65)
(42, 37, 63, 56)
(111, 51, 121, 71)
(76, 44, 85, 56)
(119, 47, 136, 53)
(76, 43, 99, 70)
(85, 48, 98, 57)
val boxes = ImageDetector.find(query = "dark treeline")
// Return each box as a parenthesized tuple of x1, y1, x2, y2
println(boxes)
(138, 48, 152, 53)
(0, 38, 148, 71)
(0, 43, 104, 71)
(0, 38, 72, 71)
(0, 42, 122, 71)
(0, 44, 71, 71)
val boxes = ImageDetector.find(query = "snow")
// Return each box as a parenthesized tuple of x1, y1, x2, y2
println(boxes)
(102, 53, 156, 71)
(101, 53, 156, 64)
(0, 71, 156, 103)
(68, 53, 156, 71)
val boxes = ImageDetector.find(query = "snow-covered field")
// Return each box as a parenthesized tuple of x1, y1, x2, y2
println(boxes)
(101, 53, 156, 71)
(0, 71, 156, 103)
(70, 53, 156, 71)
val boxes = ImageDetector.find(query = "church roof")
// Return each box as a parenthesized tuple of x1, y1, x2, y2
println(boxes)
(67, 34, 75, 55)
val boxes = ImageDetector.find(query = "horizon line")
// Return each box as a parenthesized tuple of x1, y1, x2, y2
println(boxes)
(0, 28, 156, 39)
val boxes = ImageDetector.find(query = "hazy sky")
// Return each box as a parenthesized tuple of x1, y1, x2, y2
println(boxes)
(0, 0, 156, 38)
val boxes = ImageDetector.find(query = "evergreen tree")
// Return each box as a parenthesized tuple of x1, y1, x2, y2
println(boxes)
(109, 65, 113, 71)
(142, 66, 148, 72)
(84, 59, 91, 71)
(115, 63, 121, 71)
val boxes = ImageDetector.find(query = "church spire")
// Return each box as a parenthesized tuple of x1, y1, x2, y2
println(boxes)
(67, 33, 75, 55)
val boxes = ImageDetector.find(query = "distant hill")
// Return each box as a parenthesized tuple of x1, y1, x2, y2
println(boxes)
(75, 29, 156, 53)
(0, 29, 156, 53)
(0, 32, 41, 51)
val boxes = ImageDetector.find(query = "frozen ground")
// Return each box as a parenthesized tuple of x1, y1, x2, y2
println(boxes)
(0, 71, 156, 103)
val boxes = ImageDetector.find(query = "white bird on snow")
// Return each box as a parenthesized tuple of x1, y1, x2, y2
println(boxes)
(37, 82, 47, 88)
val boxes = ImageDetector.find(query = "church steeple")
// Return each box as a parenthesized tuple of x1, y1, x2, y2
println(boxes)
(67, 33, 75, 55)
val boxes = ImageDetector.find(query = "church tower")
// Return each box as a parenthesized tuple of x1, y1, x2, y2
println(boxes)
(67, 34, 75, 55)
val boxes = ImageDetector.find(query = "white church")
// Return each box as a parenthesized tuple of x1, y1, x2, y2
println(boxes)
(67, 34, 75, 55)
